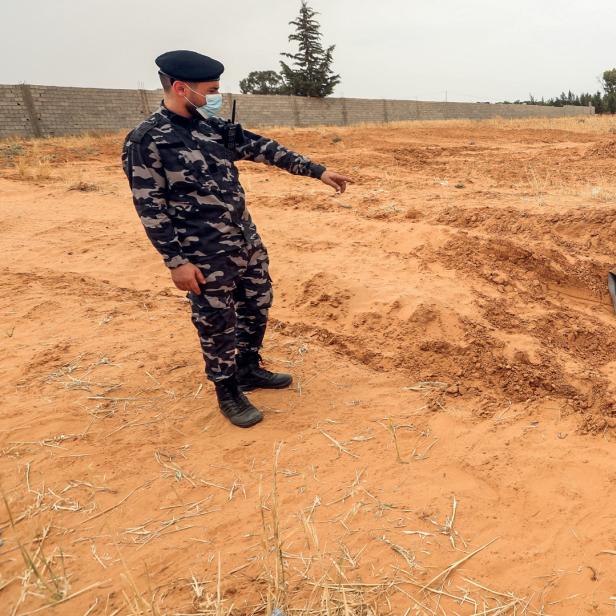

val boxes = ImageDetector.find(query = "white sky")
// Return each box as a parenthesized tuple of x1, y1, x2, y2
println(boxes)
(2, 0, 614, 102)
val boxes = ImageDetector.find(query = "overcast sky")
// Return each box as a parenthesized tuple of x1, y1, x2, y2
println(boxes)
(2, 0, 614, 102)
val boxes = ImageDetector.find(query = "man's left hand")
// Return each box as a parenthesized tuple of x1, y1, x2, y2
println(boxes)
(320, 170, 352, 194)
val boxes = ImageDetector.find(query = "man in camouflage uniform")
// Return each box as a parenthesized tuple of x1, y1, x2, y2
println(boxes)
(122, 50, 350, 428)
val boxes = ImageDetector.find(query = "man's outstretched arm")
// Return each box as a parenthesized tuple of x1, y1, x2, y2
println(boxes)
(233, 127, 351, 193)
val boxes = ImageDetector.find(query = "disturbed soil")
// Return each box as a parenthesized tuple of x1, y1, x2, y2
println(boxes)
(1, 116, 615, 615)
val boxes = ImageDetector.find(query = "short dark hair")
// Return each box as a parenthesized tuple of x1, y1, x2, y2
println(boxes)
(158, 71, 175, 92)
(159, 71, 200, 94)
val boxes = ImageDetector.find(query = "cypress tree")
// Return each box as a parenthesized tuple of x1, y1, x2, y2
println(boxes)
(279, 1, 341, 97)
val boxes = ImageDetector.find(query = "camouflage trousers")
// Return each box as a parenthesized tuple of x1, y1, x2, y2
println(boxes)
(186, 242, 273, 382)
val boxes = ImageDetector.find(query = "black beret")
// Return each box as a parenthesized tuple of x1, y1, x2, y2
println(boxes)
(155, 50, 224, 82)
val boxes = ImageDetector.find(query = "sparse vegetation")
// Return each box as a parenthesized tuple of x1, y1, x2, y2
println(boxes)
(500, 68, 616, 113)
(68, 180, 100, 192)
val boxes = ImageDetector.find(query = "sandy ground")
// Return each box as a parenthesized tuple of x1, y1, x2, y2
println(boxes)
(1, 116, 615, 615)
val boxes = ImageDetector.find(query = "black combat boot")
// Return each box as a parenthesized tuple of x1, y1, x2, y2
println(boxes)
(236, 351, 293, 392)
(214, 375, 263, 428)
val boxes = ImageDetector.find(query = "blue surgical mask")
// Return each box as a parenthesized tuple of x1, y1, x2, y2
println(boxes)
(184, 86, 223, 118)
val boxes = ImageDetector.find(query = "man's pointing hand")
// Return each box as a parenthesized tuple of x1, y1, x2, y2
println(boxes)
(320, 170, 352, 194)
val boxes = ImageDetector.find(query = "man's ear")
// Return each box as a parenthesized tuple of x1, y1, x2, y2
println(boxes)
(172, 80, 188, 98)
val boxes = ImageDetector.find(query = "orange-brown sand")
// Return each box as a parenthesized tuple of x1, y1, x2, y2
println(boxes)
(1, 116, 615, 615)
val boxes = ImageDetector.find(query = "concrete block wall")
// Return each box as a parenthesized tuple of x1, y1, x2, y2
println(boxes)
(0, 83, 594, 139)
(0, 85, 32, 137)
(28, 86, 148, 137)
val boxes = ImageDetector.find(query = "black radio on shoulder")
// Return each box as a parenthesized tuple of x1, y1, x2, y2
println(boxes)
(223, 99, 244, 150)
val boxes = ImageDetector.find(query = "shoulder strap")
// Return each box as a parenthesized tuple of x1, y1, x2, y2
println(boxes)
(129, 117, 159, 144)
(124, 116, 159, 188)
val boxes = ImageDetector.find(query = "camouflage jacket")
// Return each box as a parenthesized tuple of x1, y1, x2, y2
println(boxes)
(121, 104, 327, 268)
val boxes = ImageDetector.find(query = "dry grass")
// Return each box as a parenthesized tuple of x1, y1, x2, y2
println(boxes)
(0, 131, 121, 160)
(240, 113, 616, 136)
(0, 419, 601, 616)
(0, 114, 614, 187)
(172, 443, 541, 615)
(1, 113, 616, 160)
(1, 493, 110, 615)
(367, 113, 616, 135)
(13, 151, 54, 182)
(0, 131, 121, 184)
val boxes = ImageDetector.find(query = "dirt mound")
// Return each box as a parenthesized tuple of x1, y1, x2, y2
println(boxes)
(587, 138, 616, 157)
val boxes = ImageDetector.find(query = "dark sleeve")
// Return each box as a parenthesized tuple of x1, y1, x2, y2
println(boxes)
(122, 134, 189, 269)
(233, 126, 326, 179)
